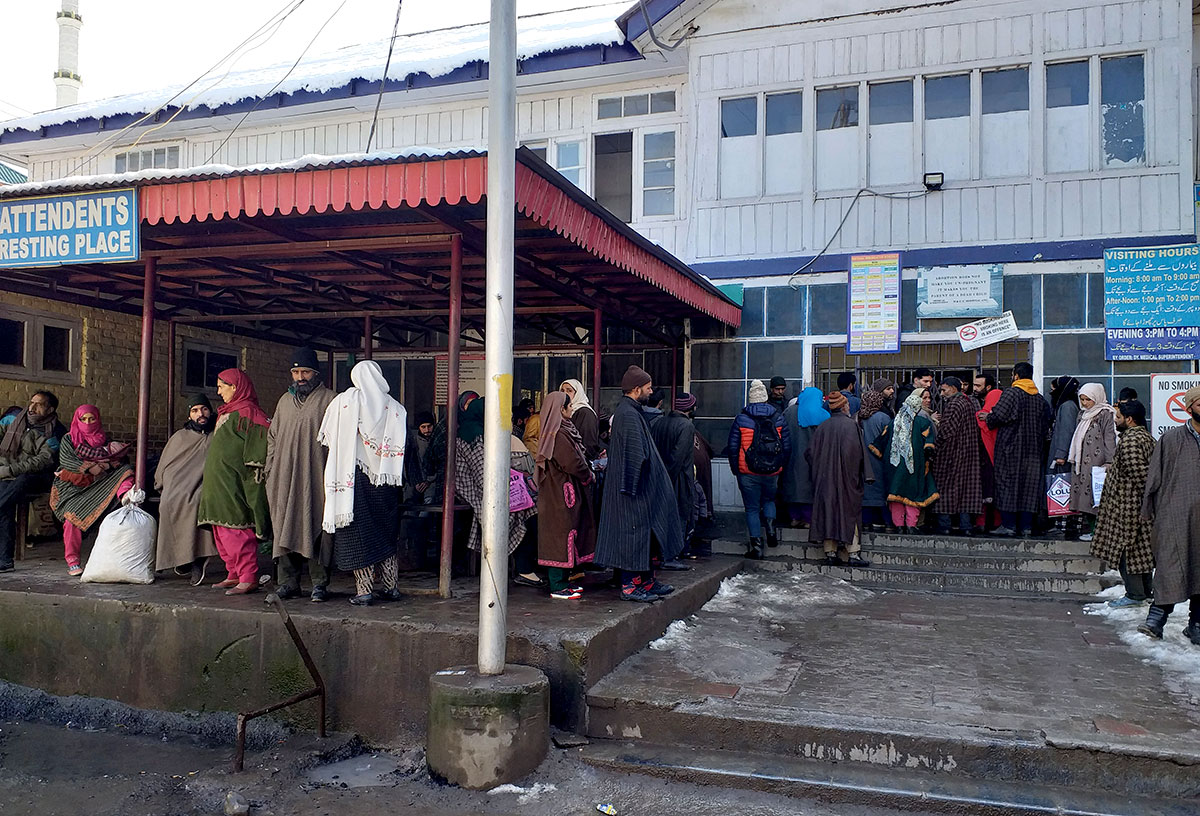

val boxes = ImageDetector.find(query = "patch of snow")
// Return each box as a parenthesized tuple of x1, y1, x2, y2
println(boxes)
(487, 782, 557, 803)
(1088, 569, 1121, 579)
(702, 571, 872, 619)
(3, 3, 630, 133)
(649, 619, 692, 651)
(1085, 595, 1200, 701)
(1095, 583, 1126, 599)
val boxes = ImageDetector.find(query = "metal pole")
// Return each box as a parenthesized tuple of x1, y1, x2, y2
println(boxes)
(439, 235, 463, 600)
(166, 319, 176, 435)
(363, 315, 373, 360)
(592, 309, 602, 409)
(134, 257, 156, 491)
(327, 349, 335, 389)
(478, 0, 517, 677)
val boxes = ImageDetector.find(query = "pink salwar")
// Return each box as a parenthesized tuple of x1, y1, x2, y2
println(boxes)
(212, 525, 259, 585)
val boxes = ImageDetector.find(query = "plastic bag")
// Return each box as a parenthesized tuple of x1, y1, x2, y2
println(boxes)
(1091, 467, 1107, 507)
(1045, 472, 1073, 517)
(509, 469, 534, 512)
(81, 489, 156, 584)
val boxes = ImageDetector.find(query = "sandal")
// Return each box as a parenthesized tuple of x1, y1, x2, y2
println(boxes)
(67, 563, 83, 577)
(212, 578, 238, 589)
(224, 582, 257, 596)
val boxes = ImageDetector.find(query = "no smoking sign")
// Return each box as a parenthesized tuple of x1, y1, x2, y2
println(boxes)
(1150, 374, 1200, 439)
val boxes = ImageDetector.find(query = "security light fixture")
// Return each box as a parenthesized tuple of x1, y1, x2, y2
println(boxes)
(923, 172, 945, 191)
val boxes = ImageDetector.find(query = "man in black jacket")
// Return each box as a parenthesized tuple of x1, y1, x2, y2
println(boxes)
(647, 390, 698, 562)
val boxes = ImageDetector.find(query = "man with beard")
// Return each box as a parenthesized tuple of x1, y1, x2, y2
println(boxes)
(595, 366, 683, 602)
(984, 363, 1053, 537)
(154, 394, 220, 585)
(1137, 386, 1200, 643)
(931, 377, 982, 535)
(266, 348, 337, 601)
(0, 391, 62, 571)
(767, 376, 789, 414)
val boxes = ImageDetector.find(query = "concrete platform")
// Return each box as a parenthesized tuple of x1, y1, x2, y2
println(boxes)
(0, 552, 740, 744)
(585, 571, 1200, 808)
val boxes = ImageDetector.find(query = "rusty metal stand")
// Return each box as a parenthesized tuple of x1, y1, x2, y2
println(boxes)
(233, 592, 327, 772)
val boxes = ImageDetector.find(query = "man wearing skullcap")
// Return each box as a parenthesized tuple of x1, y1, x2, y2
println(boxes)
(807, 390, 872, 567)
(266, 347, 336, 601)
(595, 366, 683, 602)
(154, 394, 219, 584)
(768, 376, 789, 414)
(1137, 385, 1200, 643)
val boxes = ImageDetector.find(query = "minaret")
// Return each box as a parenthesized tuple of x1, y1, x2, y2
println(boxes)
(53, 1, 83, 108)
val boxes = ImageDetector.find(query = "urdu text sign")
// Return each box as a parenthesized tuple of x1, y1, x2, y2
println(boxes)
(0, 189, 139, 268)
(1103, 244, 1200, 360)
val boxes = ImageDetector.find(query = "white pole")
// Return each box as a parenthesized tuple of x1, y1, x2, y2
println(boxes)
(478, 0, 517, 677)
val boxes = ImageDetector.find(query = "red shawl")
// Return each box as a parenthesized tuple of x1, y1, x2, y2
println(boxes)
(216, 369, 270, 428)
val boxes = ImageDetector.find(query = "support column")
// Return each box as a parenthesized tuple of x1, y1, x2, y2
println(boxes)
(477, 0, 517, 677)
(438, 234, 463, 600)
(134, 257, 157, 491)
(671, 343, 679, 405)
(363, 315, 373, 360)
(327, 349, 335, 389)
(591, 309, 602, 409)
(166, 319, 176, 435)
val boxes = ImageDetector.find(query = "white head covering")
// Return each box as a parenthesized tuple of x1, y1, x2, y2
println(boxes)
(318, 360, 408, 532)
(748, 380, 768, 404)
(560, 378, 593, 417)
(1068, 382, 1115, 475)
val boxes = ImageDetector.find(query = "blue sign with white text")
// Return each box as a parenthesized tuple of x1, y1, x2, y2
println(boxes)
(1103, 244, 1200, 360)
(0, 188, 139, 268)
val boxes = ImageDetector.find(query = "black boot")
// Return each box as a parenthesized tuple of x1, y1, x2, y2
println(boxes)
(1138, 604, 1171, 640)
(764, 520, 779, 548)
(1185, 598, 1200, 646)
(745, 538, 763, 560)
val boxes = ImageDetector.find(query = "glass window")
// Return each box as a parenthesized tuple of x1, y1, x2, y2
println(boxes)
(522, 143, 548, 162)
(1003, 274, 1038, 329)
(1101, 55, 1146, 167)
(924, 74, 970, 120)
(548, 356, 582, 390)
(403, 358, 435, 418)
(184, 346, 239, 390)
(0, 317, 24, 367)
(601, 352, 642, 387)
(817, 86, 859, 129)
(721, 97, 757, 138)
(982, 68, 1030, 114)
(694, 418, 733, 456)
(765, 92, 803, 135)
(1046, 61, 1089, 108)
(767, 285, 806, 335)
(737, 288, 765, 337)
(642, 131, 675, 217)
(748, 340, 804, 382)
(114, 153, 127, 173)
(643, 349, 674, 385)
(650, 91, 676, 113)
(597, 97, 622, 119)
(901, 278, 918, 333)
(624, 94, 649, 116)
(691, 316, 729, 340)
(869, 80, 913, 125)
(1042, 273, 1086, 329)
(691, 380, 748, 417)
(554, 140, 583, 187)
(1043, 331, 1109, 376)
(808, 283, 849, 335)
(1087, 272, 1104, 328)
(513, 357, 544, 403)
(691, 342, 746, 380)
(594, 132, 633, 222)
(41, 325, 70, 372)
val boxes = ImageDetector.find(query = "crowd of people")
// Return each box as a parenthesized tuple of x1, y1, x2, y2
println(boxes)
(0, 352, 721, 608)
(727, 366, 1200, 646)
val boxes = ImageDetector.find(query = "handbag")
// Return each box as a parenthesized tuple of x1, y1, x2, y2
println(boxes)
(508, 468, 534, 512)
(1045, 471, 1074, 517)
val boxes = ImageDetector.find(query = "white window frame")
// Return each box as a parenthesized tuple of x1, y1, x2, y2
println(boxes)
(180, 339, 242, 396)
(113, 142, 182, 174)
(551, 138, 586, 191)
(0, 306, 82, 386)
(716, 88, 807, 201)
(589, 124, 682, 223)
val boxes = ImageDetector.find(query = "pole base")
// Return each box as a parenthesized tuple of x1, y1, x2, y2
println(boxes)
(426, 664, 550, 790)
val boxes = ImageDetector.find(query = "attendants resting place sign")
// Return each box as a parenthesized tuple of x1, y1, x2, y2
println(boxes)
(1103, 244, 1200, 360)
(0, 189, 139, 268)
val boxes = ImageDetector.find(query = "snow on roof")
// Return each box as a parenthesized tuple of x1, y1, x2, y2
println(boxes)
(0, 147, 468, 198)
(2, 2, 631, 135)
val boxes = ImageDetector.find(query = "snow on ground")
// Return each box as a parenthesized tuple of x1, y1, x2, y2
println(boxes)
(1085, 593, 1200, 703)
(2, 2, 630, 133)
(703, 571, 873, 620)
(488, 782, 557, 803)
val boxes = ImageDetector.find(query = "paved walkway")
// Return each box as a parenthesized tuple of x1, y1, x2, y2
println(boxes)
(590, 570, 1200, 761)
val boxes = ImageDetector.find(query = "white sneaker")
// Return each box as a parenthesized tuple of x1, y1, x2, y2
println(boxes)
(1079, 533, 1094, 542)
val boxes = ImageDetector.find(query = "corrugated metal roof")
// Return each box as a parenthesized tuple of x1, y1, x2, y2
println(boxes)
(0, 161, 27, 185)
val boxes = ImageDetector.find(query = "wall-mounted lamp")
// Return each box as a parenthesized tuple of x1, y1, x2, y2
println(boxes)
(923, 172, 944, 191)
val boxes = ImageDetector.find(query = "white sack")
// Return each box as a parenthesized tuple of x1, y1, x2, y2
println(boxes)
(81, 489, 156, 584)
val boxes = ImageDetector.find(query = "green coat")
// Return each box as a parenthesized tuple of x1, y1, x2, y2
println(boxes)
(197, 411, 271, 538)
(870, 415, 939, 508)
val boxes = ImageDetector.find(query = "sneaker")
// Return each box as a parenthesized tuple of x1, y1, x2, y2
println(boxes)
(550, 589, 583, 600)
(620, 583, 657, 603)
(990, 526, 1015, 537)
(348, 593, 374, 606)
(1185, 622, 1200, 646)
(645, 580, 674, 596)
(310, 585, 329, 603)
(372, 588, 403, 603)
(1079, 533, 1094, 542)
(658, 559, 690, 571)
(275, 585, 302, 601)
(0, 562, 14, 573)
(1107, 595, 1145, 609)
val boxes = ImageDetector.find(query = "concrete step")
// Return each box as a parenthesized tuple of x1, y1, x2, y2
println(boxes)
(777, 526, 1097, 557)
(581, 741, 1198, 816)
(750, 558, 1113, 599)
(584, 701, 1200, 805)
(772, 544, 1103, 575)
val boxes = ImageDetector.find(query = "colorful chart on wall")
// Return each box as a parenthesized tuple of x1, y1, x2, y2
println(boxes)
(847, 252, 901, 354)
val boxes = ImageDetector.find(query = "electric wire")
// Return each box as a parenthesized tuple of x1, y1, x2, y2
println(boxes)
(203, 0, 351, 165)
(636, 0, 695, 52)
(365, 0, 404, 154)
(63, 0, 311, 178)
(787, 187, 934, 289)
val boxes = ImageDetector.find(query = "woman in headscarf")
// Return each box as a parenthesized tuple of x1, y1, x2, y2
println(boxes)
(423, 390, 479, 489)
(452, 398, 541, 586)
(858, 387, 893, 530)
(559, 379, 602, 460)
(50, 405, 134, 575)
(319, 360, 408, 606)
(1047, 376, 1081, 471)
(534, 391, 597, 599)
(781, 386, 829, 527)
(869, 388, 938, 534)
(197, 369, 271, 596)
(1068, 382, 1117, 537)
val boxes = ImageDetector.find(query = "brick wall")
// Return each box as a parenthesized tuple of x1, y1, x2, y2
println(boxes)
(0, 294, 295, 455)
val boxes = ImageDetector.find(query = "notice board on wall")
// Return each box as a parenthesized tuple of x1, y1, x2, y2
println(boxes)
(847, 252, 901, 354)
(1104, 245, 1200, 360)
